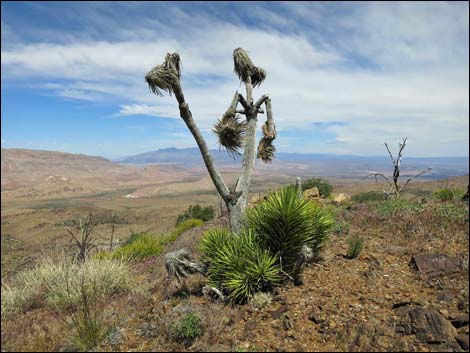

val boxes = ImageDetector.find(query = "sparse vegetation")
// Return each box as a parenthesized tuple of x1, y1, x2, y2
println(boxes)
(347, 235, 364, 259)
(109, 233, 165, 260)
(376, 198, 423, 217)
(433, 187, 466, 202)
(103, 219, 203, 260)
(301, 177, 333, 197)
(176, 204, 215, 225)
(351, 191, 387, 203)
(63, 276, 108, 352)
(1, 257, 132, 317)
(169, 312, 203, 346)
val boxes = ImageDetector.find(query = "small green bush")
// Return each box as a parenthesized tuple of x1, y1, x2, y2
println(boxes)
(169, 312, 203, 346)
(333, 221, 350, 235)
(108, 219, 203, 260)
(176, 204, 215, 225)
(347, 235, 364, 259)
(245, 185, 334, 276)
(431, 203, 469, 224)
(434, 187, 466, 202)
(351, 191, 387, 203)
(301, 177, 333, 197)
(162, 219, 204, 244)
(111, 233, 164, 260)
(200, 228, 281, 302)
(376, 199, 423, 217)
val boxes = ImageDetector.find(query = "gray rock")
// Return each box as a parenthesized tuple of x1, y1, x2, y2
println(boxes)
(451, 314, 469, 328)
(456, 334, 469, 350)
(410, 253, 461, 279)
(395, 306, 457, 344)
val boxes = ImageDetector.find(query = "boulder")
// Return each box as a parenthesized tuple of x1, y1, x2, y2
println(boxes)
(303, 187, 320, 199)
(394, 306, 457, 344)
(410, 253, 461, 279)
(333, 193, 348, 203)
(456, 334, 469, 350)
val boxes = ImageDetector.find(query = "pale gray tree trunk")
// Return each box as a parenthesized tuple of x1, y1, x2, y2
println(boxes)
(145, 50, 275, 233)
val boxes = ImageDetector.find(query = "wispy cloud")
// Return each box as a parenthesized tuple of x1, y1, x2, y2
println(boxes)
(1, 2, 468, 157)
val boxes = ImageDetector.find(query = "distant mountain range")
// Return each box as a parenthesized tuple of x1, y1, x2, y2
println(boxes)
(115, 147, 469, 179)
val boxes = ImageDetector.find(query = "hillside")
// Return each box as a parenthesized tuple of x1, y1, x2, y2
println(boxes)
(115, 147, 470, 179)
(1, 148, 198, 200)
(2, 183, 468, 352)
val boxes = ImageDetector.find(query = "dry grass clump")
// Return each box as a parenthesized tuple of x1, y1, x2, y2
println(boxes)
(1, 257, 132, 317)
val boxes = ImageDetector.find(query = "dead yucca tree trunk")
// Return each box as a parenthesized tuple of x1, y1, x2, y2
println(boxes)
(362, 138, 431, 199)
(145, 48, 276, 232)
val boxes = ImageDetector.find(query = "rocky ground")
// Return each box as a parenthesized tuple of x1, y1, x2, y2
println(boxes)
(100, 198, 469, 352)
(2, 192, 469, 352)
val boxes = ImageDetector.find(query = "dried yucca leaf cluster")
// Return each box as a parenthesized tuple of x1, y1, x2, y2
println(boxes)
(213, 113, 247, 157)
(257, 137, 276, 164)
(233, 48, 266, 87)
(145, 53, 182, 96)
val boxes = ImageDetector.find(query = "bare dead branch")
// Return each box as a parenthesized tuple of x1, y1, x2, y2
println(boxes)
(384, 142, 395, 164)
(401, 168, 432, 192)
(238, 93, 249, 110)
(255, 94, 269, 109)
(360, 173, 393, 186)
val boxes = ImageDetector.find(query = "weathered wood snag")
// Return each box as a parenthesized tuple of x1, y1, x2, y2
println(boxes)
(145, 48, 276, 232)
(362, 138, 431, 198)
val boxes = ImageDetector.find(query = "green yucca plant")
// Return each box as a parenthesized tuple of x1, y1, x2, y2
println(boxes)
(199, 228, 281, 302)
(347, 235, 364, 259)
(245, 185, 334, 276)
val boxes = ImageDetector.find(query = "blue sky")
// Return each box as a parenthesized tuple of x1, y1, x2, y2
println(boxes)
(1, 1, 469, 158)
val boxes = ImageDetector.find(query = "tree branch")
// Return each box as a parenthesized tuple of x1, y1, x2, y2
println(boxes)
(263, 97, 276, 139)
(238, 94, 248, 110)
(222, 91, 239, 119)
(171, 81, 231, 201)
(361, 173, 393, 187)
(400, 168, 432, 192)
(384, 142, 395, 164)
(255, 94, 269, 109)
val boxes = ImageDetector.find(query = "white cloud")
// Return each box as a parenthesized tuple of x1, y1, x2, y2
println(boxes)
(1, 3, 468, 156)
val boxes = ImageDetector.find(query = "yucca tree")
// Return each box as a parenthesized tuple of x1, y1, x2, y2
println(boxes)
(145, 49, 276, 232)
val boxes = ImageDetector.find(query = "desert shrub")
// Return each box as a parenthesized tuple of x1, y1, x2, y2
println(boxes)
(200, 228, 281, 302)
(351, 191, 387, 203)
(245, 185, 334, 276)
(169, 312, 203, 346)
(108, 219, 203, 260)
(59, 212, 128, 227)
(434, 187, 466, 202)
(431, 203, 469, 224)
(176, 204, 215, 225)
(301, 177, 333, 197)
(162, 219, 204, 244)
(333, 221, 350, 235)
(1, 257, 132, 317)
(376, 199, 423, 217)
(347, 235, 364, 259)
(111, 233, 164, 260)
